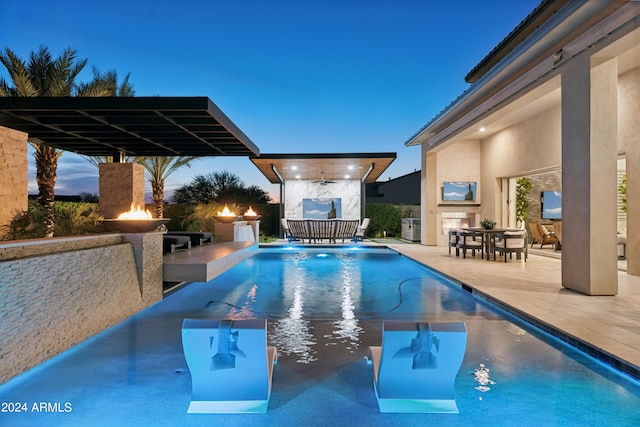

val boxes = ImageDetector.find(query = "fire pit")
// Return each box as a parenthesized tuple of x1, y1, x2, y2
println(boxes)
(214, 205, 240, 223)
(102, 204, 169, 233)
(243, 206, 261, 221)
(103, 219, 169, 233)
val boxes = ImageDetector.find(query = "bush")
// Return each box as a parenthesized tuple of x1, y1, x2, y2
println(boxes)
(365, 204, 407, 238)
(1, 200, 105, 240)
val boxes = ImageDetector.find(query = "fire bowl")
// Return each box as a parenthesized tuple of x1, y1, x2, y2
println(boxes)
(243, 215, 261, 221)
(214, 215, 241, 224)
(102, 219, 169, 233)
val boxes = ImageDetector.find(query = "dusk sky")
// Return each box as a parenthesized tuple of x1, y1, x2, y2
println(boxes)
(1, 0, 540, 202)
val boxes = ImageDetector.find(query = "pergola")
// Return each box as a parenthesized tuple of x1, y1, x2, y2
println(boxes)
(251, 153, 396, 222)
(0, 96, 260, 219)
(250, 152, 396, 184)
(0, 96, 259, 158)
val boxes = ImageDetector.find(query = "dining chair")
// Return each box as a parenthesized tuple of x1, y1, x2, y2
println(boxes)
(448, 230, 459, 256)
(456, 229, 483, 259)
(493, 230, 528, 262)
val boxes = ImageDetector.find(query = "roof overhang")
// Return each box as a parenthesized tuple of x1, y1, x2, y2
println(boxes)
(250, 153, 396, 184)
(405, 0, 639, 150)
(0, 96, 259, 157)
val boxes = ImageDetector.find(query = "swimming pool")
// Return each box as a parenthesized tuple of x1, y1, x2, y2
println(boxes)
(1, 246, 639, 426)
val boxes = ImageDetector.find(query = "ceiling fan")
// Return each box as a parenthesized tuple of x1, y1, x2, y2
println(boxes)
(312, 172, 336, 185)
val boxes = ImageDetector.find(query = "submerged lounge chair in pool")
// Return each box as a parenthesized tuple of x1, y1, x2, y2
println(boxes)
(181, 318, 277, 413)
(367, 321, 467, 413)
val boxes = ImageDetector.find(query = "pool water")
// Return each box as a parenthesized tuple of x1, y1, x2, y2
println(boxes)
(1, 246, 639, 426)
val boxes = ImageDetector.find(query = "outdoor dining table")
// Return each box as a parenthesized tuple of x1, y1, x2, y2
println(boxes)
(460, 228, 519, 260)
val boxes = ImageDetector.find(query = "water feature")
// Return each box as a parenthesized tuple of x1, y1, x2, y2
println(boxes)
(1, 246, 638, 426)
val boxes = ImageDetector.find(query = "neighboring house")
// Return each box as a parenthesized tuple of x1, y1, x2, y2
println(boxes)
(366, 170, 420, 205)
(405, 0, 639, 295)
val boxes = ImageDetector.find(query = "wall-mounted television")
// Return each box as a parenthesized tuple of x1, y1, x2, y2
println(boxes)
(541, 191, 562, 219)
(442, 181, 477, 202)
(303, 198, 342, 219)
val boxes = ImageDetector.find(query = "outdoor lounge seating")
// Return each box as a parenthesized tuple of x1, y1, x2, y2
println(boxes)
(335, 219, 360, 242)
(366, 321, 467, 413)
(286, 219, 311, 243)
(353, 218, 370, 241)
(308, 219, 336, 243)
(182, 318, 277, 413)
(167, 231, 213, 247)
(284, 219, 361, 243)
(528, 221, 558, 249)
(163, 234, 191, 254)
(280, 218, 296, 242)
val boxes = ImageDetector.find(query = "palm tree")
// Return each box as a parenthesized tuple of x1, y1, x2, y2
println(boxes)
(131, 156, 198, 218)
(0, 46, 132, 236)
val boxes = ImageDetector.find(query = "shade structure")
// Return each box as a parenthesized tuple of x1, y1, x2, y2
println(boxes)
(0, 96, 259, 157)
(250, 152, 396, 184)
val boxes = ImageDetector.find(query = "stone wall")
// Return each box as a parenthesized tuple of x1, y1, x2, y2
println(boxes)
(0, 126, 28, 229)
(0, 233, 163, 384)
(0, 234, 122, 261)
(285, 179, 361, 220)
(525, 170, 562, 225)
(99, 162, 146, 219)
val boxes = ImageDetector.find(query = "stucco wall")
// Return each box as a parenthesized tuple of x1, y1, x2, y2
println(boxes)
(0, 234, 163, 384)
(0, 126, 28, 229)
(284, 179, 361, 219)
(481, 106, 562, 224)
(433, 140, 482, 246)
(617, 67, 640, 153)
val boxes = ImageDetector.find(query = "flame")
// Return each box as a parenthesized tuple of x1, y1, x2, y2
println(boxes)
(244, 206, 257, 217)
(217, 205, 237, 217)
(117, 203, 154, 220)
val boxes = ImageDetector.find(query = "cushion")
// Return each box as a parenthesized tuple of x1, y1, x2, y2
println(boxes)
(538, 224, 551, 236)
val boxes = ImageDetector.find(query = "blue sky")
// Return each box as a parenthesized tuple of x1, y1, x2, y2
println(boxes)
(1, 0, 540, 202)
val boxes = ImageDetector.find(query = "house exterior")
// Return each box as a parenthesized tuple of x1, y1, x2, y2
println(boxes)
(365, 170, 421, 206)
(405, 0, 640, 295)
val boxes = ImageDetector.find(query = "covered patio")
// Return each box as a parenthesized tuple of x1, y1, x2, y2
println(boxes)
(251, 153, 396, 237)
(405, 0, 640, 296)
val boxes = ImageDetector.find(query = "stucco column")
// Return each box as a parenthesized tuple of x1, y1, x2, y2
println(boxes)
(623, 69, 640, 276)
(423, 150, 438, 245)
(561, 55, 618, 295)
(0, 126, 28, 228)
(99, 163, 146, 219)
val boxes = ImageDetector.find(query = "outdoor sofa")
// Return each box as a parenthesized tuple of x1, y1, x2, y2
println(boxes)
(285, 219, 360, 243)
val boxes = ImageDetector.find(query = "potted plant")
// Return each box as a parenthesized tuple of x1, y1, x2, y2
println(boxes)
(516, 177, 532, 228)
(481, 218, 496, 230)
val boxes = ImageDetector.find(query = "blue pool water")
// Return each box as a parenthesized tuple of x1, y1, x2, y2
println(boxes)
(1, 246, 639, 426)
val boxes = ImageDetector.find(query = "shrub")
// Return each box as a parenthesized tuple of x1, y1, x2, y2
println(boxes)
(1, 200, 105, 240)
(365, 204, 406, 238)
